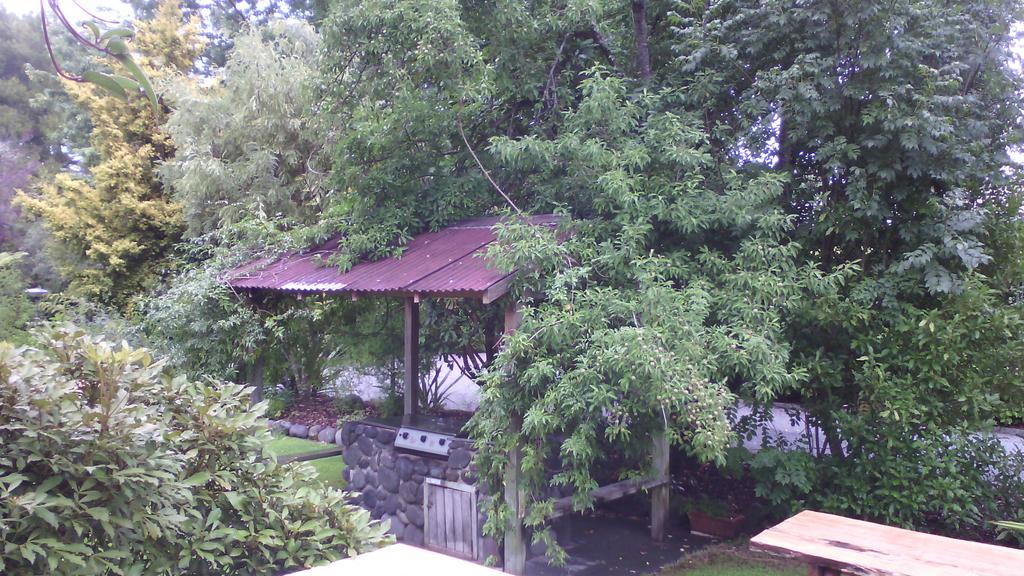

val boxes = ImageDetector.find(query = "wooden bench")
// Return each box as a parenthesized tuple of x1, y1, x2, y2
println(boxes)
(750, 510, 1024, 576)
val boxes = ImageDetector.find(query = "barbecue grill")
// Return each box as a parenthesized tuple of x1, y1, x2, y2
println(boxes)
(367, 414, 470, 457)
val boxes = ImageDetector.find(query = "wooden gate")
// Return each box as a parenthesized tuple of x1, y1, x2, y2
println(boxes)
(424, 478, 479, 560)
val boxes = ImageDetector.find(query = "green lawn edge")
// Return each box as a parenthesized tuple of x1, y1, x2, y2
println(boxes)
(267, 436, 346, 489)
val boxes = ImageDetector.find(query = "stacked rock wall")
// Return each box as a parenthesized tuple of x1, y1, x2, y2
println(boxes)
(267, 419, 342, 444)
(267, 417, 563, 564)
(338, 421, 482, 549)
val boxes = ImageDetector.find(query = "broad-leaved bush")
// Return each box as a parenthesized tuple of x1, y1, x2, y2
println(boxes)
(749, 431, 1024, 544)
(0, 325, 388, 575)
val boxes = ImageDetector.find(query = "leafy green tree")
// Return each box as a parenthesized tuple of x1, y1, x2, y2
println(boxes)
(671, 0, 1024, 531)
(0, 325, 389, 575)
(0, 7, 98, 165)
(2, 137, 66, 290)
(161, 21, 329, 237)
(316, 0, 680, 257)
(470, 71, 849, 558)
(314, 0, 1024, 546)
(672, 0, 1023, 293)
(0, 8, 86, 287)
(0, 252, 31, 343)
(674, 0, 1024, 424)
(130, 0, 331, 67)
(314, 0, 838, 557)
(17, 0, 203, 309)
(0, 143, 40, 250)
(148, 20, 399, 398)
(0, 9, 58, 155)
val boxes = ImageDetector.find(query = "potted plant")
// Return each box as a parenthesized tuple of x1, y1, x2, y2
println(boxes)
(683, 496, 746, 539)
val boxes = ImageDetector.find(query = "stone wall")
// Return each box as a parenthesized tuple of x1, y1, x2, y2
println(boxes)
(267, 418, 343, 444)
(267, 418, 572, 564)
(337, 421, 489, 553)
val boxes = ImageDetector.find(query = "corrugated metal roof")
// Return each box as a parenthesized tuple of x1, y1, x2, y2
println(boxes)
(226, 215, 559, 299)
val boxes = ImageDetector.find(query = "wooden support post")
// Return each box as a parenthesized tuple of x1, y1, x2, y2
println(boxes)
(503, 299, 521, 338)
(404, 297, 420, 416)
(650, 428, 670, 542)
(502, 298, 526, 574)
(249, 354, 265, 406)
(240, 292, 266, 407)
(484, 313, 497, 369)
(504, 429, 526, 575)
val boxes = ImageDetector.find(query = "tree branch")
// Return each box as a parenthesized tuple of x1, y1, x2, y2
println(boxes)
(456, 119, 522, 215)
(576, 27, 617, 69)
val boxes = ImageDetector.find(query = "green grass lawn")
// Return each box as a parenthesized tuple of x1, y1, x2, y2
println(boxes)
(266, 436, 326, 457)
(308, 456, 345, 490)
(658, 545, 803, 576)
(266, 436, 346, 490)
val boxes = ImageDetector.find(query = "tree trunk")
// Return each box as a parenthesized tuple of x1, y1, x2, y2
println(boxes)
(632, 0, 652, 81)
(819, 412, 846, 460)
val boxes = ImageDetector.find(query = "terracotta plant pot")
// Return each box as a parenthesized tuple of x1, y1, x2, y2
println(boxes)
(686, 509, 746, 539)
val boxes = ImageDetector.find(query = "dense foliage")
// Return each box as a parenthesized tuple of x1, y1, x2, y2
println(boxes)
(0, 7, 82, 169)
(3, 0, 1023, 561)
(671, 0, 1024, 532)
(161, 22, 329, 237)
(138, 222, 292, 381)
(314, 0, 1024, 551)
(0, 142, 40, 251)
(0, 325, 388, 574)
(129, 0, 330, 68)
(142, 18, 369, 395)
(0, 9, 54, 151)
(0, 8, 84, 289)
(748, 427, 1024, 543)
(469, 72, 853, 556)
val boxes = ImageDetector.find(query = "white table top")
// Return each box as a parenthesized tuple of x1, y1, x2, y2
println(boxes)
(291, 543, 505, 575)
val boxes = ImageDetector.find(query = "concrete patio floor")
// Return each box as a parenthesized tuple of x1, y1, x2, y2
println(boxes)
(524, 495, 710, 576)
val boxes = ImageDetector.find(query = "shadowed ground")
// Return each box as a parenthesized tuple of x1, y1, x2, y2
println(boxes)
(525, 495, 708, 576)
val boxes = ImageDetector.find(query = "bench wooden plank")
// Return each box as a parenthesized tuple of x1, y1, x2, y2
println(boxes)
(548, 477, 668, 519)
(750, 510, 1024, 576)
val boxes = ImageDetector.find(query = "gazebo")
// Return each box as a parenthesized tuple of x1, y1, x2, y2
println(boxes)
(226, 215, 669, 574)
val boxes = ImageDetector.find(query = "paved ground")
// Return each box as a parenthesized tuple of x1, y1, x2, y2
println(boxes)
(514, 406, 1024, 576)
(341, 367, 1024, 455)
(524, 496, 710, 576)
(337, 363, 1024, 455)
(735, 402, 1024, 454)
